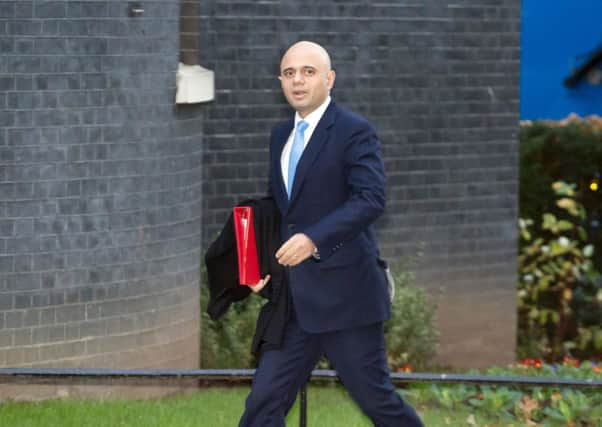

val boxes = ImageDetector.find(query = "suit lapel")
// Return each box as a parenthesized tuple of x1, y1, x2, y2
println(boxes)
(289, 102, 337, 206)
(272, 119, 294, 213)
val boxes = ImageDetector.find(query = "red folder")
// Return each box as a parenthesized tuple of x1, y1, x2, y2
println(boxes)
(233, 206, 260, 285)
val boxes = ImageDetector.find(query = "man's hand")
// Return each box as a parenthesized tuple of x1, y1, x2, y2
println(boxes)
(249, 274, 271, 293)
(276, 233, 317, 267)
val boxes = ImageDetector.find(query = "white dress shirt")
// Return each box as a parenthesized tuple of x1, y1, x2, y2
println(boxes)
(281, 96, 332, 194)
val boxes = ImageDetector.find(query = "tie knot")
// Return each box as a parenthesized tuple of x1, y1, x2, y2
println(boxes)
(297, 120, 309, 133)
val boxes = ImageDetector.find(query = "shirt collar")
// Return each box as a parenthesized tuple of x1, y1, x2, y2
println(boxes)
(294, 96, 331, 129)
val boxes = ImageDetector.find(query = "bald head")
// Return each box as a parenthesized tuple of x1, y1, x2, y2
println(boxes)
(281, 41, 332, 71)
(278, 41, 336, 117)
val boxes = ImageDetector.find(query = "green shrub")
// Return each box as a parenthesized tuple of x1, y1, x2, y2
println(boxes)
(519, 118, 602, 270)
(200, 264, 440, 370)
(199, 279, 262, 368)
(384, 267, 439, 371)
(406, 360, 602, 426)
(518, 181, 602, 361)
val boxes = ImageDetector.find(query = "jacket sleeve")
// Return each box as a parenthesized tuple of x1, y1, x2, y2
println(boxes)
(303, 122, 386, 261)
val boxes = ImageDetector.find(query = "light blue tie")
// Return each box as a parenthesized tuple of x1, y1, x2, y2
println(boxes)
(287, 120, 309, 199)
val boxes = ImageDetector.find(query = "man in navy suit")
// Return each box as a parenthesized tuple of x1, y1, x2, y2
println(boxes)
(239, 41, 424, 427)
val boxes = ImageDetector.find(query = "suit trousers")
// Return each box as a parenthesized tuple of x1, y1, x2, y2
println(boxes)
(239, 309, 424, 427)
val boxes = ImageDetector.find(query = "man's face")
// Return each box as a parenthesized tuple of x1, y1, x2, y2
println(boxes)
(279, 44, 335, 118)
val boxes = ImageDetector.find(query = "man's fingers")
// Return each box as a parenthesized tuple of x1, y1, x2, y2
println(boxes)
(276, 234, 316, 266)
(279, 252, 296, 266)
(249, 274, 271, 293)
(276, 239, 296, 262)
(276, 239, 293, 259)
(277, 242, 300, 265)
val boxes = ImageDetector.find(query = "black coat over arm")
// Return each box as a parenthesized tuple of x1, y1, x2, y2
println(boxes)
(204, 197, 289, 356)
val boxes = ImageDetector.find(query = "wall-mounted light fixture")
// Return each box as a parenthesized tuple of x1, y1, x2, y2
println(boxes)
(176, 0, 214, 104)
(129, 3, 144, 17)
(176, 63, 215, 104)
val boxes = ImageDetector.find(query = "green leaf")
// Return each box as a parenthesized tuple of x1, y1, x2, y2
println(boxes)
(594, 329, 602, 350)
(555, 220, 574, 231)
(552, 181, 576, 197)
(541, 213, 558, 231)
(558, 400, 573, 420)
(583, 244, 594, 258)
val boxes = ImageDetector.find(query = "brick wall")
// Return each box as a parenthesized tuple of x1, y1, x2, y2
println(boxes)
(0, 0, 201, 368)
(0, 0, 521, 370)
(199, 0, 520, 367)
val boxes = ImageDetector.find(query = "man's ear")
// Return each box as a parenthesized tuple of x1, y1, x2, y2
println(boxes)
(327, 69, 336, 90)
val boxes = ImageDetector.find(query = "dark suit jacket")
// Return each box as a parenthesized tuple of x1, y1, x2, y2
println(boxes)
(269, 101, 390, 333)
(205, 197, 290, 356)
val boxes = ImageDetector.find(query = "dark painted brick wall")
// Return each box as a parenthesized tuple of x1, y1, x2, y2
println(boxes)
(0, 0, 521, 369)
(0, 0, 201, 368)
(199, 0, 520, 367)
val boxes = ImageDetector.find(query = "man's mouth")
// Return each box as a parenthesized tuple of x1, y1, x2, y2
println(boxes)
(292, 91, 307, 99)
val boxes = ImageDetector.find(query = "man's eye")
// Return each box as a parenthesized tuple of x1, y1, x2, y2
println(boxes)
(283, 70, 294, 78)
(304, 68, 315, 76)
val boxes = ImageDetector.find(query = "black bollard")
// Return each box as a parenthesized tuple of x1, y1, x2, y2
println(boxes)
(299, 382, 307, 427)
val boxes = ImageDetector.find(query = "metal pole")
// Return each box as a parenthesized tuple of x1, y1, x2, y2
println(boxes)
(299, 382, 307, 427)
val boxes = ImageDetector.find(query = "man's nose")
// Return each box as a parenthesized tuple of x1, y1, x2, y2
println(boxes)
(292, 72, 305, 84)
